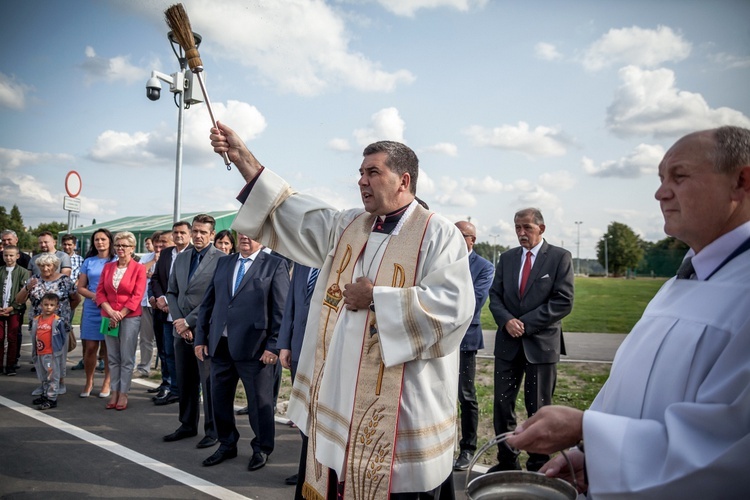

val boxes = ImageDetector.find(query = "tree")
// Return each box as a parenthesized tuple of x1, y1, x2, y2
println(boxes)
(637, 236, 689, 277)
(33, 221, 68, 238)
(474, 241, 509, 267)
(596, 222, 644, 277)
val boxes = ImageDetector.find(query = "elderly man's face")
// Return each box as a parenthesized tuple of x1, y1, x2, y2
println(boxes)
(515, 214, 545, 250)
(655, 132, 739, 253)
(1, 233, 18, 247)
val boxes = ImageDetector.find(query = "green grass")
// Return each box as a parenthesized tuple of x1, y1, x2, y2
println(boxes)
(481, 276, 666, 333)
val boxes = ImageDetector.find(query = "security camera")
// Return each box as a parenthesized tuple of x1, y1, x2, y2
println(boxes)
(146, 76, 161, 101)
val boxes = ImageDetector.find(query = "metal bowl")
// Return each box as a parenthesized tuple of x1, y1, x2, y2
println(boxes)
(466, 471, 578, 500)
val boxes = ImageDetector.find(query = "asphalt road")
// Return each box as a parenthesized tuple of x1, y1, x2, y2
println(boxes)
(0, 329, 624, 499)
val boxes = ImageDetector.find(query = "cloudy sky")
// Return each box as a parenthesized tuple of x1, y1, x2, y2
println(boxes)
(1, 0, 748, 257)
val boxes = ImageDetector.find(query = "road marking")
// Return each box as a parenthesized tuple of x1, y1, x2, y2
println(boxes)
(0, 395, 251, 500)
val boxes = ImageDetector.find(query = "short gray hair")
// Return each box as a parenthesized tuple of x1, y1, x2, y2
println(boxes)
(712, 126, 750, 175)
(1, 229, 17, 238)
(514, 207, 545, 226)
(35, 252, 60, 269)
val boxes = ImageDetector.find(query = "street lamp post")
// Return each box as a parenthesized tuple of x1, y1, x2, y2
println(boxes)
(489, 233, 500, 267)
(146, 31, 203, 223)
(604, 235, 610, 278)
(574, 221, 583, 275)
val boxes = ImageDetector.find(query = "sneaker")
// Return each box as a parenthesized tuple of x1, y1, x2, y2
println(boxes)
(71, 359, 84, 370)
(96, 360, 105, 372)
(58, 384, 67, 395)
(31, 386, 44, 396)
(33, 396, 47, 405)
(5, 369, 15, 376)
(38, 399, 57, 410)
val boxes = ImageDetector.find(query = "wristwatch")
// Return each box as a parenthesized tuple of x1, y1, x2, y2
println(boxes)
(369, 300, 375, 312)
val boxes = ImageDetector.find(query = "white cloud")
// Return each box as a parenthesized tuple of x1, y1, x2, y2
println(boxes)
(353, 107, 406, 146)
(606, 66, 750, 137)
(435, 177, 477, 207)
(538, 170, 576, 191)
(0, 73, 31, 110)
(171, 0, 415, 96)
(583, 143, 665, 178)
(535, 42, 562, 61)
(465, 121, 569, 157)
(582, 25, 691, 71)
(328, 138, 351, 151)
(462, 176, 508, 194)
(88, 99, 266, 166)
(80, 46, 148, 85)
(0, 147, 75, 171)
(710, 52, 750, 70)
(423, 142, 458, 156)
(376, 0, 488, 17)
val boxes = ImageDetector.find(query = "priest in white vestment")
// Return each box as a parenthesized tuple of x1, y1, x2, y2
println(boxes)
(210, 125, 475, 499)
(506, 126, 750, 499)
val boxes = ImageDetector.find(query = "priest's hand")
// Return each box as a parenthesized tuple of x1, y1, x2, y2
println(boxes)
(505, 405, 583, 454)
(343, 276, 374, 311)
(210, 122, 263, 183)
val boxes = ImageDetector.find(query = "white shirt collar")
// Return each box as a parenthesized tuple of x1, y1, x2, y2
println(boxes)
(685, 220, 750, 280)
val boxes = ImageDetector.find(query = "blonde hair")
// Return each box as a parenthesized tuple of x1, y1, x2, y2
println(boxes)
(114, 231, 137, 249)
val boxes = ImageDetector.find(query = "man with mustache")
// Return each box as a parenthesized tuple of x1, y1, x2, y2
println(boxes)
(488, 207, 574, 473)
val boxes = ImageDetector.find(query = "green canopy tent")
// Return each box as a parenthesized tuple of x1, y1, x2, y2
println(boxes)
(68, 210, 238, 255)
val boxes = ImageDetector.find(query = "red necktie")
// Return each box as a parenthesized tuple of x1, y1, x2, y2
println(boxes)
(519, 251, 532, 297)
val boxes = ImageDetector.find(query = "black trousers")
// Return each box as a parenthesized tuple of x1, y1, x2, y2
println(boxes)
(174, 335, 216, 438)
(210, 337, 275, 454)
(152, 310, 169, 387)
(458, 350, 479, 453)
(493, 348, 556, 470)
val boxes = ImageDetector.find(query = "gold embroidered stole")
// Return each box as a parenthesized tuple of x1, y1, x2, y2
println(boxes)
(302, 206, 432, 500)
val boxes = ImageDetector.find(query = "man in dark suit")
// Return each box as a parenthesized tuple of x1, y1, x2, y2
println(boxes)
(163, 214, 223, 449)
(453, 221, 494, 471)
(277, 263, 318, 489)
(489, 207, 574, 472)
(195, 234, 289, 471)
(151, 223, 190, 403)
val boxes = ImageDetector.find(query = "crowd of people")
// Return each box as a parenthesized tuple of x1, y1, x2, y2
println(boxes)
(1, 123, 748, 498)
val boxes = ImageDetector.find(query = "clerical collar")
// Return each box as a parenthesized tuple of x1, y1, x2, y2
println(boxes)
(373, 204, 411, 234)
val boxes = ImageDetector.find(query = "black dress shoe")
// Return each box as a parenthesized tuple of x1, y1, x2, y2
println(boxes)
(284, 473, 298, 485)
(154, 393, 180, 406)
(152, 388, 170, 401)
(235, 406, 249, 416)
(202, 447, 238, 467)
(247, 451, 268, 471)
(148, 385, 165, 394)
(163, 428, 198, 442)
(453, 450, 473, 471)
(196, 436, 219, 449)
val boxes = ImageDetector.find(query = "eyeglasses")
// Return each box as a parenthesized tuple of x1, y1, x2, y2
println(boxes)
(461, 234, 474, 239)
(114, 244, 133, 249)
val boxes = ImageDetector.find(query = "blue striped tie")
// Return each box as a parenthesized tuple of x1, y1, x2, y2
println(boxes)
(307, 268, 319, 298)
(234, 257, 250, 295)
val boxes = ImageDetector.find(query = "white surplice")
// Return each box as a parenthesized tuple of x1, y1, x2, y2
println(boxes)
(583, 250, 750, 498)
(232, 169, 475, 493)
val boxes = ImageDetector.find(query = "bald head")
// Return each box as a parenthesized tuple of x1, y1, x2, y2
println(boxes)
(455, 221, 477, 252)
